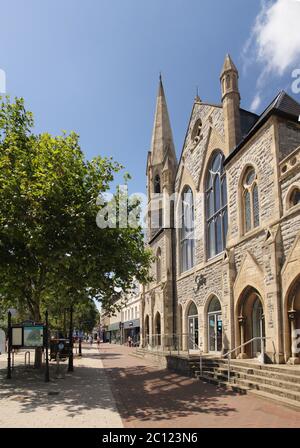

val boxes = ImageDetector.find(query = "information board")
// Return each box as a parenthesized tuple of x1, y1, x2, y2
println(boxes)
(0, 329, 5, 354)
(23, 326, 44, 347)
(12, 327, 22, 346)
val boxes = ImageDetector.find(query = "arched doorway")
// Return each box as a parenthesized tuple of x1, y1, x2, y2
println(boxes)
(287, 278, 300, 364)
(187, 302, 198, 350)
(154, 312, 161, 346)
(237, 288, 265, 358)
(207, 296, 222, 353)
(145, 315, 150, 346)
(177, 304, 183, 350)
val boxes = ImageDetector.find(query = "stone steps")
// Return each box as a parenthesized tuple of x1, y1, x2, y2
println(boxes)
(131, 349, 147, 359)
(214, 365, 300, 386)
(197, 358, 300, 376)
(200, 368, 300, 395)
(194, 356, 300, 410)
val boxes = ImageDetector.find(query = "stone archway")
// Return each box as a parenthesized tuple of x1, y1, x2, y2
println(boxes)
(236, 287, 265, 359)
(154, 312, 161, 346)
(207, 296, 222, 353)
(144, 315, 150, 346)
(286, 277, 300, 364)
(177, 304, 183, 350)
(187, 301, 199, 350)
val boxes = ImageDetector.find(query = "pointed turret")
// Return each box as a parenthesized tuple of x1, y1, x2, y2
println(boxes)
(150, 75, 177, 166)
(221, 54, 238, 77)
(220, 54, 242, 152)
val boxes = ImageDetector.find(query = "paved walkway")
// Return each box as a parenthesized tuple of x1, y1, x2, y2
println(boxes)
(99, 344, 300, 428)
(0, 344, 299, 428)
(0, 347, 123, 428)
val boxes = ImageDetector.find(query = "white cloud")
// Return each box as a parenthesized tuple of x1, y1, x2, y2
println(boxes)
(243, 0, 300, 111)
(255, 0, 300, 74)
(250, 94, 262, 112)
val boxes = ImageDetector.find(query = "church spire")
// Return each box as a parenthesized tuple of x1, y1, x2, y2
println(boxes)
(150, 75, 177, 166)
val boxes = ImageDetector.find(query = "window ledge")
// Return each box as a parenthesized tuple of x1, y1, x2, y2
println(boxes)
(285, 203, 300, 217)
(227, 226, 264, 248)
(177, 266, 197, 281)
(204, 253, 224, 266)
(241, 226, 263, 241)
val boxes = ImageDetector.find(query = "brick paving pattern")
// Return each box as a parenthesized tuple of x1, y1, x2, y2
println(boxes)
(99, 343, 300, 428)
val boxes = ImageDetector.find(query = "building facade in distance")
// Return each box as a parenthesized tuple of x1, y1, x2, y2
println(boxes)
(103, 282, 142, 345)
(142, 55, 300, 364)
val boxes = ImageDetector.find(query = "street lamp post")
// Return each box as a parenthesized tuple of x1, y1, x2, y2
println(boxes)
(7, 311, 12, 380)
(78, 329, 82, 357)
(68, 305, 74, 372)
(45, 310, 50, 382)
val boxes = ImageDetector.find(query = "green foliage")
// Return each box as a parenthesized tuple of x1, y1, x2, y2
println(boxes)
(0, 97, 151, 324)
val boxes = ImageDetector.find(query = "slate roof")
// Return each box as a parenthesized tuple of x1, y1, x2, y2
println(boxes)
(224, 91, 300, 166)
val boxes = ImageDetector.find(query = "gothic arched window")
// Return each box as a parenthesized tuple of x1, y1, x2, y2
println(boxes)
(289, 187, 300, 209)
(206, 151, 228, 258)
(180, 186, 195, 272)
(191, 119, 202, 145)
(156, 247, 162, 283)
(242, 167, 259, 233)
(154, 174, 161, 193)
(151, 174, 162, 230)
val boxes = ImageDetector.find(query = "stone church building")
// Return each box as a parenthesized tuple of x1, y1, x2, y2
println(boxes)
(141, 54, 300, 364)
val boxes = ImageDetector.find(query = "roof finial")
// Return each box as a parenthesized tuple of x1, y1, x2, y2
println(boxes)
(195, 85, 201, 102)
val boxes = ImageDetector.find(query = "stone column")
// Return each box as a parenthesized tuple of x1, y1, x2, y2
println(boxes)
(182, 308, 188, 352)
(262, 227, 285, 363)
(222, 249, 236, 355)
(237, 316, 248, 359)
(288, 311, 300, 364)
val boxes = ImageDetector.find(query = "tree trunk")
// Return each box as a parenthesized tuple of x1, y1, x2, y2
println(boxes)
(34, 346, 43, 369)
(33, 306, 43, 369)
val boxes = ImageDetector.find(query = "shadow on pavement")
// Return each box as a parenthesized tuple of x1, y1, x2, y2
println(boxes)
(98, 348, 239, 425)
(0, 360, 117, 419)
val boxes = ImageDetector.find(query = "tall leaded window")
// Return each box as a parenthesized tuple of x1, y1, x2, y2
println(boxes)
(180, 186, 195, 272)
(151, 174, 162, 230)
(156, 247, 162, 283)
(206, 151, 228, 258)
(242, 167, 259, 233)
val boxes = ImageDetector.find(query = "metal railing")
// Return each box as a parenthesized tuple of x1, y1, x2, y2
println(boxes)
(188, 334, 203, 377)
(140, 333, 203, 372)
(222, 336, 271, 382)
(140, 333, 276, 383)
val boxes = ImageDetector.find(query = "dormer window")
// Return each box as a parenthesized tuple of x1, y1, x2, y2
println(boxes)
(191, 119, 202, 145)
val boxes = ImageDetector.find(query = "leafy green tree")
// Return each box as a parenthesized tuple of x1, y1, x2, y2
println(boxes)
(0, 97, 151, 364)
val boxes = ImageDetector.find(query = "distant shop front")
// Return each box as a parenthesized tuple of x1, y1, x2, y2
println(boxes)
(106, 322, 121, 344)
(123, 319, 140, 344)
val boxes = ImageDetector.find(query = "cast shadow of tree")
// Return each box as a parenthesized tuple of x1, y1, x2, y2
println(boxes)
(0, 348, 241, 425)
(102, 364, 240, 425)
(0, 361, 118, 420)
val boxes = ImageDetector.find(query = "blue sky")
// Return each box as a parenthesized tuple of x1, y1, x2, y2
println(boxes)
(1, 0, 300, 194)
